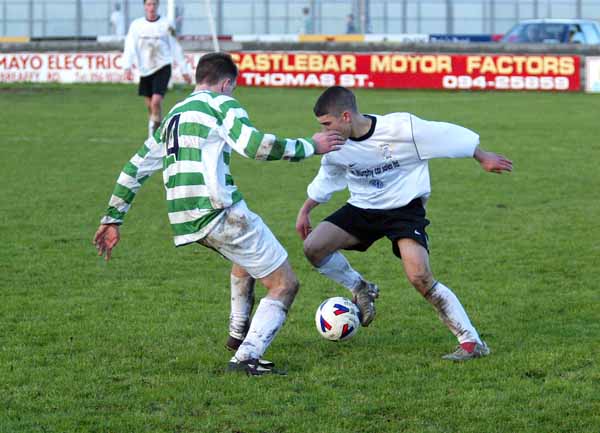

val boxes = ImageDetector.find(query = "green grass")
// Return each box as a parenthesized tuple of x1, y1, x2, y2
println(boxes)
(1, 83, 599, 433)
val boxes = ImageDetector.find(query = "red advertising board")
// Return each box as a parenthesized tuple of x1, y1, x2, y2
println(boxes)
(0, 52, 126, 83)
(232, 52, 581, 91)
(0, 51, 580, 91)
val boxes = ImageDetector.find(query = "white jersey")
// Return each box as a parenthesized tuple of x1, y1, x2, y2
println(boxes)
(307, 113, 479, 210)
(123, 16, 190, 77)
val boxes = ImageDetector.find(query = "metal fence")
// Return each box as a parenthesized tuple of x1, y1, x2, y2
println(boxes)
(2, 0, 600, 38)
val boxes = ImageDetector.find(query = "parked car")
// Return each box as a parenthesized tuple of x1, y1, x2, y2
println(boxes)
(500, 19, 600, 44)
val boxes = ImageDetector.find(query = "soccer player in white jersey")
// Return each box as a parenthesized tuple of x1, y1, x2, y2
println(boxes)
(123, 0, 192, 138)
(295, 86, 513, 361)
(93, 53, 345, 375)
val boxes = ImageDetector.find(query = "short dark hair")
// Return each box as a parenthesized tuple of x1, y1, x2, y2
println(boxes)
(195, 52, 238, 85)
(313, 86, 358, 117)
(143, 0, 158, 4)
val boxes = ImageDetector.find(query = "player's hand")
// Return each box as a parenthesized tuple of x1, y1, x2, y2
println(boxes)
(183, 73, 193, 84)
(124, 69, 133, 81)
(312, 130, 346, 154)
(93, 224, 121, 261)
(474, 148, 513, 174)
(295, 211, 312, 240)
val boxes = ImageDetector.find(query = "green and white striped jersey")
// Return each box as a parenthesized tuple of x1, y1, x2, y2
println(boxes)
(101, 90, 316, 246)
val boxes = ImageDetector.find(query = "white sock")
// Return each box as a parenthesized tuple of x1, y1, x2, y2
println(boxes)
(316, 252, 363, 293)
(425, 281, 481, 345)
(235, 297, 287, 362)
(229, 274, 255, 340)
(148, 119, 155, 139)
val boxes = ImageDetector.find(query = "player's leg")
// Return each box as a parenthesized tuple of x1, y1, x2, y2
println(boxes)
(138, 74, 155, 138)
(148, 65, 171, 137)
(143, 96, 154, 138)
(231, 259, 298, 373)
(200, 201, 295, 374)
(149, 93, 164, 136)
(226, 263, 255, 352)
(396, 238, 489, 361)
(304, 221, 379, 326)
(304, 221, 362, 288)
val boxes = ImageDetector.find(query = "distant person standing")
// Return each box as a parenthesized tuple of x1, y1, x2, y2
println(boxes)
(123, 0, 192, 139)
(110, 3, 125, 37)
(299, 7, 314, 34)
(345, 13, 357, 34)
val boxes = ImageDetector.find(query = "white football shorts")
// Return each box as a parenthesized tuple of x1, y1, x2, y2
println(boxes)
(199, 200, 288, 279)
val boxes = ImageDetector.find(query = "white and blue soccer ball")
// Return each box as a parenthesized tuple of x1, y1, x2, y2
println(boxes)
(315, 296, 361, 341)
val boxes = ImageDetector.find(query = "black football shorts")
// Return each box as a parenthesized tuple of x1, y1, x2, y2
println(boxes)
(138, 64, 172, 97)
(324, 198, 430, 258)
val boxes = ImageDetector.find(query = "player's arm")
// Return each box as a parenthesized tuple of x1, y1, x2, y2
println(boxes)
(218, 98, 344, 161)
(410, 114, 512, 173)
(168, 31, 192, 84)
(295, 159, 347, 240)
(122, 22, 137, 81)
(93, 136, 165, 261)
(473, 146, 513, 174)
(295, 198, 321, 241)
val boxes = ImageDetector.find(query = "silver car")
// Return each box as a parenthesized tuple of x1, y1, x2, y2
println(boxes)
(501, 19, 600, 44)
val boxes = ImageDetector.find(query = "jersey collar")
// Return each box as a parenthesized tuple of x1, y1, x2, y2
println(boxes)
(350, 114, 376, 141)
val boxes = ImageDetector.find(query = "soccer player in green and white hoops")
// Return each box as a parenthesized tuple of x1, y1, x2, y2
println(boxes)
(93, 52, 345, 375)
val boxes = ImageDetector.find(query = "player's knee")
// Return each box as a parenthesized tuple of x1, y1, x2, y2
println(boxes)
(407, 270, 433, 294)
(150, 101, 162, 113)
(303, 238, 324, 266)
(278, 276, 300, 308)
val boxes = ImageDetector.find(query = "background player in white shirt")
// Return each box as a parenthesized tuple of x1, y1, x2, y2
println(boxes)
(295, 86, 513, 361)
(123, 0, 192, 138)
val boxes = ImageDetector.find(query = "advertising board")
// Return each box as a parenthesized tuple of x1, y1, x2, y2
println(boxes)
(0, 51, 581, 92)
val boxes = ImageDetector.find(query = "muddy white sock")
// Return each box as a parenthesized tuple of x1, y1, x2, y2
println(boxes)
(425, 281, 481, 345)
(235, 297, 287, 362)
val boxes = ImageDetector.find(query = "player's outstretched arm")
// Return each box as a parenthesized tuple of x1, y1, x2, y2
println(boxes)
(219, 98, 344, 161)
(101, 137, 164, 225)
(296, 198, 321, 240)
(95, 137, 164, 261)
(93, 224, 120, 261)
(311, 131, 345, 154)
(474, 147, 513, 174)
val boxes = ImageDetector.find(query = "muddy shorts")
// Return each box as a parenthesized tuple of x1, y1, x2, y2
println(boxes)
(199, 201, 288, 279)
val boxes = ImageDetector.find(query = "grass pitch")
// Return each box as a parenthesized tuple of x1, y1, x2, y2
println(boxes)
(1, 83, 599, 433)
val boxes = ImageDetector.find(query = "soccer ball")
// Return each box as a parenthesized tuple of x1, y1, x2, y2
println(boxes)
(315, 296, 360, 341)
